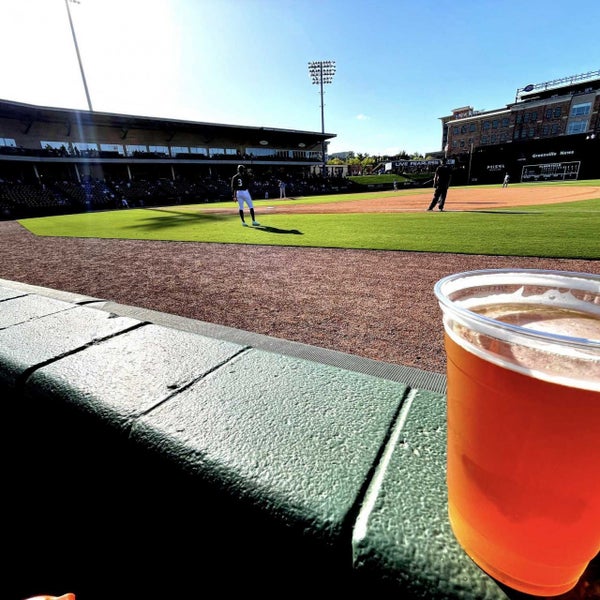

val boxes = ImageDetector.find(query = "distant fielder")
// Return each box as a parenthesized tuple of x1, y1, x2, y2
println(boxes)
(427, 158, 453, 212)
(231, 164, 260, 227)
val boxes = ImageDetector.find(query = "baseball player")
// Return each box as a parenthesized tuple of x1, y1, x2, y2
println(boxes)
(231, 165, 260, 226)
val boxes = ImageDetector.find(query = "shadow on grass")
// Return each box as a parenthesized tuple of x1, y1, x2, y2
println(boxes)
(463, 210, 542, 215)
(125, 209, 229, 231)
(117, 209, 305, 236)
(254, 225, 303, 235)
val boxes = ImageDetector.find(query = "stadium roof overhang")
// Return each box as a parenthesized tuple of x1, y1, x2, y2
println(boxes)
(0, 98, 335, 151)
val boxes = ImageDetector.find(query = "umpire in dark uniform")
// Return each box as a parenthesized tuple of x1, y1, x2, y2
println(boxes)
(427, 158, 453, 211)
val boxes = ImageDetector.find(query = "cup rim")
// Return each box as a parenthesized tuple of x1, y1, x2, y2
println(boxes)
(434, 268, 600, 349)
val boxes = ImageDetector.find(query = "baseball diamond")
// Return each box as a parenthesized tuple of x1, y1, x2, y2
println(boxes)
(1, 184, 599, 377)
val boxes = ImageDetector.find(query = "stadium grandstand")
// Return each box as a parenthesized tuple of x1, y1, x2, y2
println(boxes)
(0, 98, 354, 219)
(2, 69, 600, 218)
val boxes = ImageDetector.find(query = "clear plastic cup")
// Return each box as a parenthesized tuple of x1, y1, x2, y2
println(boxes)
(434, 269, 600, 596)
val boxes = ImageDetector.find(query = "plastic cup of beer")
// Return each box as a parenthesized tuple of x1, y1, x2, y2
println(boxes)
(434, 269, 600, 596)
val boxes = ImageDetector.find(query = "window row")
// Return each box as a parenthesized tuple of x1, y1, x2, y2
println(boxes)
(451, 117, 511, 135)
(5, 140, 323, 161)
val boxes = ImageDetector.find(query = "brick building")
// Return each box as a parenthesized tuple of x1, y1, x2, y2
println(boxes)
(441, 69, 600, 184)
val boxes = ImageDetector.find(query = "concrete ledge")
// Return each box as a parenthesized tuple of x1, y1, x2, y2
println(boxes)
(1, 279, 597, 600)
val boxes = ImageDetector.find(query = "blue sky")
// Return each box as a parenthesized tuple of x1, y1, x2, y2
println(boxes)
(1, 0, 598, 156)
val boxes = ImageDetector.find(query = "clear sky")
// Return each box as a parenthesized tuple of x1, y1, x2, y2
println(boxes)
(1, 0, 598, 157)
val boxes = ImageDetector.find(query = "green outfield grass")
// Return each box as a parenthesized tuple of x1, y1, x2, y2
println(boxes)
(17, 182, 600, 260)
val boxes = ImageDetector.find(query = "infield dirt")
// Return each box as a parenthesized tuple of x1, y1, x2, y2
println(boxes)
(200, 184, 600, 214)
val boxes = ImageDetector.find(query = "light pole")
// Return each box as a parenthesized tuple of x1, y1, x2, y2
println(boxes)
(308, 60, 336, 176)
(467, 142, 473, 185)
(65, 0, 93, 112)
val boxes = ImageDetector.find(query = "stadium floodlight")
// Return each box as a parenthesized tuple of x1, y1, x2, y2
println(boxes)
(308, 60, 336, 176)
(65, 0, 93, 112)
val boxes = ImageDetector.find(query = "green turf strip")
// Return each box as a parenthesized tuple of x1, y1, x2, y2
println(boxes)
(17, 185, 600, 260)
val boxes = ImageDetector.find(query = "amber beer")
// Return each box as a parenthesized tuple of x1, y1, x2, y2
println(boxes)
(434, 270, 600, 596)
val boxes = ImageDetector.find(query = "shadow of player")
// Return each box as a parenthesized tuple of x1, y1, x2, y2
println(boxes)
(253, 225, 303, 235)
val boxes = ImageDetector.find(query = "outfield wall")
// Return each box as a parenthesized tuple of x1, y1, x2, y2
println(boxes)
(521, 160, 580, 182)
(457, 133, 600, 185)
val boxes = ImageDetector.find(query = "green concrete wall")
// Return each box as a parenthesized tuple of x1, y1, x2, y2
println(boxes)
(1, 279, 597, 600)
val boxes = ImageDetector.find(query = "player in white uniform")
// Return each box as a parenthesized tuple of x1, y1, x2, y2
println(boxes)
(231, 165, 260, 226)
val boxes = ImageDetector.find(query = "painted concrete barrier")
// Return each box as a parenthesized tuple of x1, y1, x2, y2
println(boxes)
(1, 279, 597, 600)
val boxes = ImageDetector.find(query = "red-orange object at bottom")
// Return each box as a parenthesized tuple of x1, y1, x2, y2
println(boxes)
(445, 334, 600, 596)
(24, 594, 75, 600)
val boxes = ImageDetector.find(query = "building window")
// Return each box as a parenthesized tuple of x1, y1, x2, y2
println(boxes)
(149, 145, 169, 155)
(469, 123, 476, 132)
(171, 146, 189, 156)
(571, 102, 591, 117)
(542, 124, 550, 136)
(492, 120, 499, 129)
(501, 118, 509, 127)
(554, 107, 562, 118)
(483, 121, 491, 130)
(567, 121, 587, 134)
(100, 143, 124, 155)
(126, 144, 147, 156)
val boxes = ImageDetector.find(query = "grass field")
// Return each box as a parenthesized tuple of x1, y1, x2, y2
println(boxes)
(17, 181, 600, 260)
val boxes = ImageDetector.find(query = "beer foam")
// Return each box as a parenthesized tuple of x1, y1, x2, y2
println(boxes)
(438, 270, 600, 389)
(461, 287, 600, 326)
(447, 301, 600, 389)
(474, 302, 600, 342)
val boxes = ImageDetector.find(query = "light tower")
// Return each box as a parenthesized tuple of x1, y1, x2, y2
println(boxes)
(308, 60, 336, 176)
(65, 0, 93, 112)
